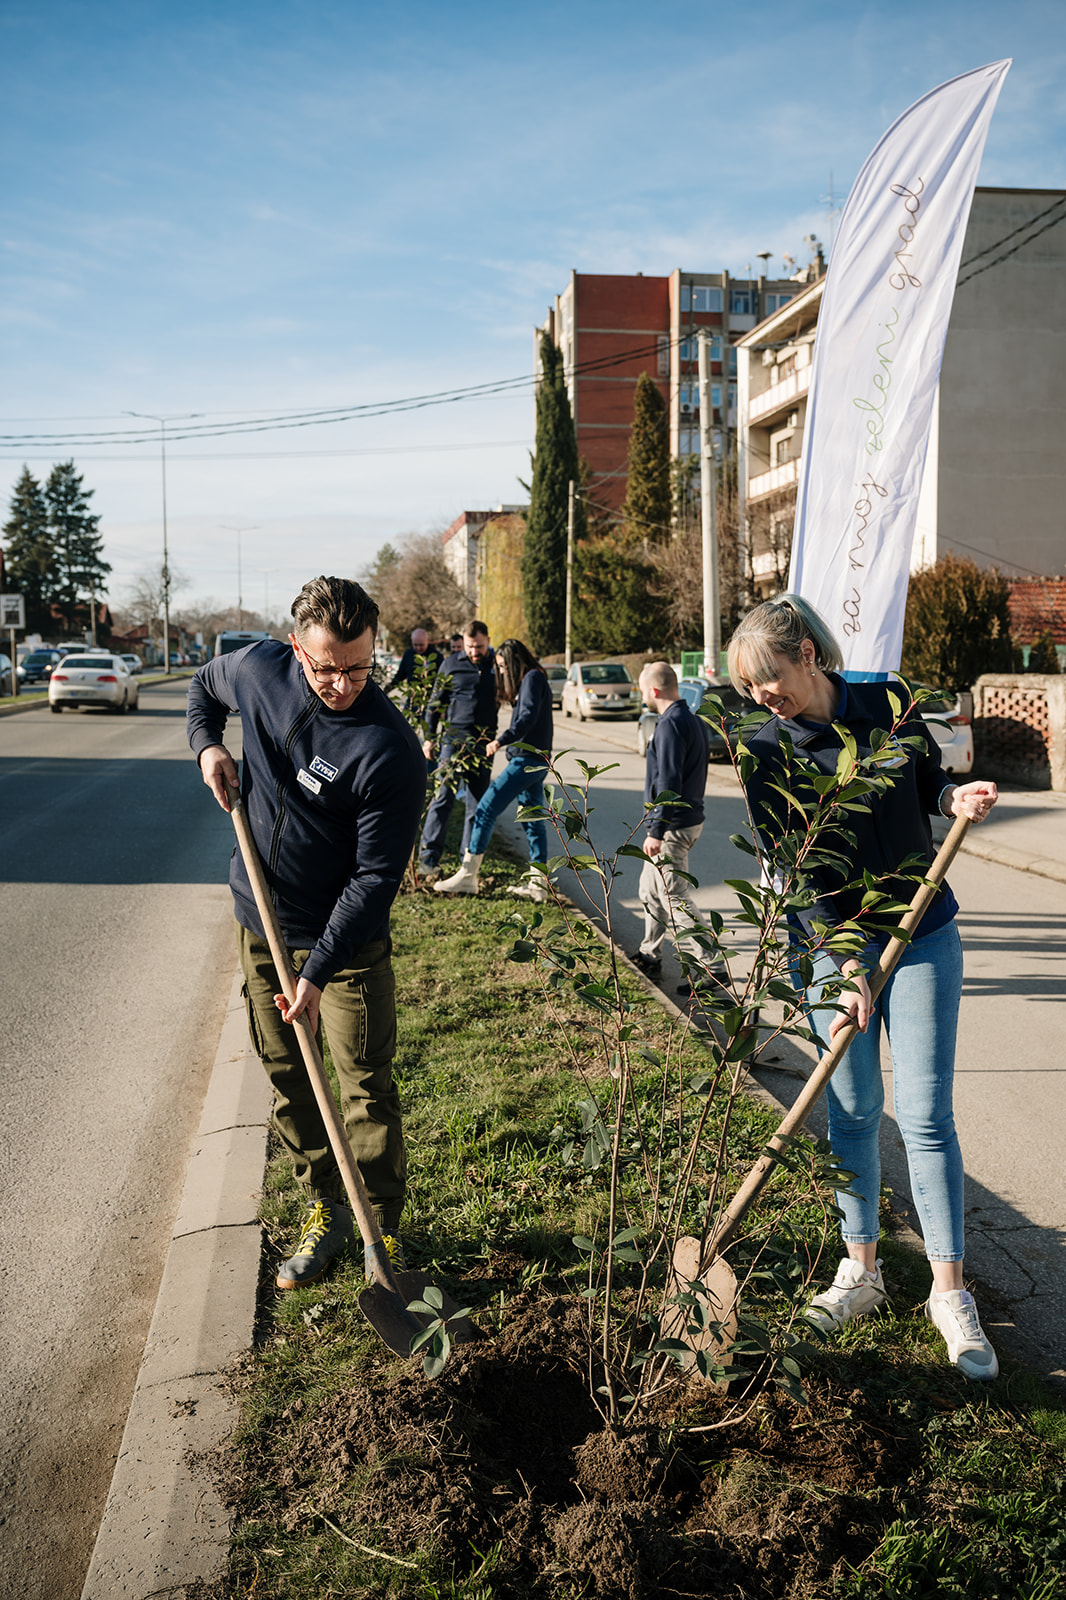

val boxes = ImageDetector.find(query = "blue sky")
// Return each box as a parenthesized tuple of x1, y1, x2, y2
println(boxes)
(1, 0, 1063, 619)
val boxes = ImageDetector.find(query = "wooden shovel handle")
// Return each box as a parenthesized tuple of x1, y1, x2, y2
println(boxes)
(709, 812, 972, 1259)
(224, 778, 403, 1297)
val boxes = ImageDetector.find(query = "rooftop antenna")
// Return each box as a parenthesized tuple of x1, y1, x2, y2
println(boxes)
(820, 171, 844, 254)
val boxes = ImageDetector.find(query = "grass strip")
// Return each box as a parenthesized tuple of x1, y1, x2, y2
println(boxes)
(204, 825, 1066, 1600)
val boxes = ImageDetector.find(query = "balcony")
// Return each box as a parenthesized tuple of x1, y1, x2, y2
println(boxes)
(749, 363, 810, 425)
(748, 458, 799, 501)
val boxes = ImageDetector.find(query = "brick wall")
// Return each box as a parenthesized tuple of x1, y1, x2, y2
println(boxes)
(1008, 577, 1066, 644)
(973, 674, 1066, 790)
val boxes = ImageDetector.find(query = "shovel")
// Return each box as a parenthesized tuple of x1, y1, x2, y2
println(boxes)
(666, 813, 971, 1372)
(225, 777, 471, 1360)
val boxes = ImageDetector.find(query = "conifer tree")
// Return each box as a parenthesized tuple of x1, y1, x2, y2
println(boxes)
(620, 372, 670, 546)
(45, 460, 110, 634)
(523, 334, 584, 654)
(2, 466, 54, 633)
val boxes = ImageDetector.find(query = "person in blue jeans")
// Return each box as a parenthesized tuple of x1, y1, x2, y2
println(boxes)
(434, 638, 553, 900)
(727, 594, 1001, 1381)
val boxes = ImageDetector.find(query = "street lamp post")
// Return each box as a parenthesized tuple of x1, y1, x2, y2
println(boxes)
(220, 525, 258, 631)
(260, 568, 282, 631)
(126, 410, 200, 672)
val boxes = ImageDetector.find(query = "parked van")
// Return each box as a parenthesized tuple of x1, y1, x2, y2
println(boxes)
(213, 630, 273, 657)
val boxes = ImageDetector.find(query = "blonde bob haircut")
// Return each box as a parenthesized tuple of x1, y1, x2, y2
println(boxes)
(727, 593, 843, 696)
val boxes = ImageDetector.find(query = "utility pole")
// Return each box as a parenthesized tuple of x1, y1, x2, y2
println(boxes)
(126, 410, 200, 672)
(221, 524, 258, 630)
(564, 479, 575, 670)
(697, 330, 720, 677)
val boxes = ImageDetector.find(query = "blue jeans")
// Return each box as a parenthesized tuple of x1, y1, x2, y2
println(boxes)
(419, 735, 492, 865)
(805, 919, 965, 1262)
(467, 755, 549, 863)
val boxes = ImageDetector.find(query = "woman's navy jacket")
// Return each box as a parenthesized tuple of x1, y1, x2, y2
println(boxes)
(741, 674, 958, 948)
(497, 669, 553, 761)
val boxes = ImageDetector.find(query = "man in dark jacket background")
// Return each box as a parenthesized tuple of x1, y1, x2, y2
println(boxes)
(631, 661, 714, 995)
(417, 620, 496, 881)
(387, 626, 443, 698)
(187, 576, 426, 1289)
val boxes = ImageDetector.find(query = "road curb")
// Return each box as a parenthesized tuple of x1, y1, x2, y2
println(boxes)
(80, 971, 270, 1600)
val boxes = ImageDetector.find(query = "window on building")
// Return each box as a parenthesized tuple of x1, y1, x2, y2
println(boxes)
(680, 285, 723, 313)
(679, 333, 722, 363)
(728, 346, 737, 374)
(678, 382, 700, 410)
(765, 293, 794, 313)
(730, 290, 752, 315)
(775, 436, 792, 466)
(657, 335, 670, 376)
(679, 428, 699, 456)
(711, 384, 722, 409)
(777, 352, 796, 380)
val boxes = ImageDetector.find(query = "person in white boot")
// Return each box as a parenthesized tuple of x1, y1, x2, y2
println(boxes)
(435, 639, 553, 901)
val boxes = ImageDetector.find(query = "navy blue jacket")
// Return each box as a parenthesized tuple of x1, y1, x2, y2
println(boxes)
(742, 675, 957, 947)
(645, 697, 710, 839)
(187, 641, 426, 989)
(498, 669, 553, 762)
(425, 648, 497, 740)
(388, 643, 443, 690)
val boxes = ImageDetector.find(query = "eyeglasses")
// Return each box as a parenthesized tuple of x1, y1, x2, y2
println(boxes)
(299, 644, 377, 684)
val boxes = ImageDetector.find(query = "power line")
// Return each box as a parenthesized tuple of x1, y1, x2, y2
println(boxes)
(956, 203, 1066, 288)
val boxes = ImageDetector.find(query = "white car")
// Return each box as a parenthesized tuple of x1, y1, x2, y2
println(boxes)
(48, 653, 140, 715)
(561, 661, 642, 720)
(120, 653, 143, 676)
(914, 685, 973, 775)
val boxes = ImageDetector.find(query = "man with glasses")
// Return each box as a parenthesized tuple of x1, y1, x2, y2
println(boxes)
(187, 576, 426, 1289)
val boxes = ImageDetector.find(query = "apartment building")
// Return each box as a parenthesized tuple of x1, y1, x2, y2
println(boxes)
(541, 261, 812, 516)
(441, 504, 527, 603)
(736, 188, 1066, 597)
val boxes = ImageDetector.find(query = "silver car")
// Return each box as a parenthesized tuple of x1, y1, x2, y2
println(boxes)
(544, 664, 567, 708)
(637, 678, 747, 757)
(561, 661, 642, 720)
(48, 653, 140, 714)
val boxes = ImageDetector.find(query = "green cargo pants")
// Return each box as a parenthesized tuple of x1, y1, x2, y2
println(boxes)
(236, 923, 406, 1232)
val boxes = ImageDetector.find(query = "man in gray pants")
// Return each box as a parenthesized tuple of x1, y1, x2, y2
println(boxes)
(631, 661, 716, 995)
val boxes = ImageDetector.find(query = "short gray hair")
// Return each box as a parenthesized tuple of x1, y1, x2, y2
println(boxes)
(727, 593, 842, 694)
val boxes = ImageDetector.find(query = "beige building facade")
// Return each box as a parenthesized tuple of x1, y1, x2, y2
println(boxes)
(736, 188, 1066, 598)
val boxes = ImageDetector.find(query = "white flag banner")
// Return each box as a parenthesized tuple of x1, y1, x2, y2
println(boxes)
(788, 59, 1011, 676)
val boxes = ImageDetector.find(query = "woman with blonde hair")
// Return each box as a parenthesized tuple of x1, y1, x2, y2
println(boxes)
(728, 593, 1001, 1380)
(434, 638, 553, 900)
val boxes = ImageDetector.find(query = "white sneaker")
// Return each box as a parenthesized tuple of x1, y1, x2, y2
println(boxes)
(507, 874, 549, 902)
(433, 852, 482, 895)
(807, 1257, 887, 1331)
(925, 1288, 999, 1381)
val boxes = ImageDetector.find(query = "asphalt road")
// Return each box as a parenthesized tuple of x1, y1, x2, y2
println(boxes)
(0, 679, 239, 1600)
(542, 711, 1066, 1386)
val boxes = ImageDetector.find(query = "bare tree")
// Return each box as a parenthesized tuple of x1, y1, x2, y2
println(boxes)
(117, 563, 190, 634)
(362, 531, 473, 643)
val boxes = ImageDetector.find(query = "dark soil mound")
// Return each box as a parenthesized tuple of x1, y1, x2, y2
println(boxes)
(220, 1286, 915, 1598)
